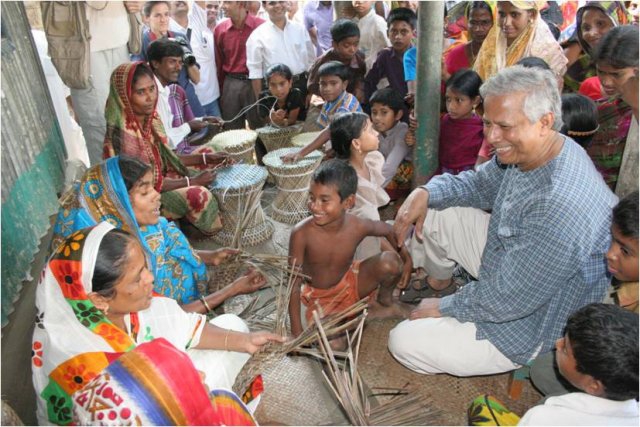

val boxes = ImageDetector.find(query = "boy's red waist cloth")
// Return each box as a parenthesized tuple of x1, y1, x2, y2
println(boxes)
(301, 260, 375, 323)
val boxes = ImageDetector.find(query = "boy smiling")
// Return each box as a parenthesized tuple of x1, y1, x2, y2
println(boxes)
(288, 160, 411, 349)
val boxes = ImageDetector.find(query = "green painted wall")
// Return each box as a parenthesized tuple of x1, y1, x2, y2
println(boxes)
(1, 133, 65, 326)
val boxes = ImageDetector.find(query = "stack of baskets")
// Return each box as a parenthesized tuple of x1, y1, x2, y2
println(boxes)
(256, 123, 303, 152)
(211, 129, 258, 164)
(262, 147, 323, 224)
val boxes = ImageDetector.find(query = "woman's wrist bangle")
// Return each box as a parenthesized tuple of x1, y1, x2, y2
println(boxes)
(185, 176, 191, 187)
(224, 328, 231, 351)
(199, 296, 212, 313)
(202, 152, 207, 165)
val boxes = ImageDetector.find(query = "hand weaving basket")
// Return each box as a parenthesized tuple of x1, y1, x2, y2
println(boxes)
(210, 129, 258, 164)
(262, 148, 322, 224)
(290, 130, 323, 148)
(209, 165, 273, 247)
(256, 123, 303, 152)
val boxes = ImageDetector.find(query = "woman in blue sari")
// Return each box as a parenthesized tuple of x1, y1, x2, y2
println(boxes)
(52, 156, 263, 313)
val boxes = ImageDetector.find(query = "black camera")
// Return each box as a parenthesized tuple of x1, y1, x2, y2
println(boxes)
(168, 37, 197, 67)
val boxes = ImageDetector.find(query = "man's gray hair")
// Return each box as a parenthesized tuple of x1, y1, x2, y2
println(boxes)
(480, 65, 563, 131)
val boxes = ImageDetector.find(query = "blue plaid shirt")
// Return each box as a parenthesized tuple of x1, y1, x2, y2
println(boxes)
(427, 137, 617, 364)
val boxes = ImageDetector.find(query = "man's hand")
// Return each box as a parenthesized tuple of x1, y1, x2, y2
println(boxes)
(409, 298, 441, 320)
(202, 116, 223, 126)
(188, 119, 209, 133)
(393, 187, 429, 247)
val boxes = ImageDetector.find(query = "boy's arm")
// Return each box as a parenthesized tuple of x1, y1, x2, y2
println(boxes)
(288, 226, 306, 337)
(363, 218, 413, 289)
(281, 127, 330, 162)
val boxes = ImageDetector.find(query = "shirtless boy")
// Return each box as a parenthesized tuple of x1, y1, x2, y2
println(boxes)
(288, 159, 412, 347)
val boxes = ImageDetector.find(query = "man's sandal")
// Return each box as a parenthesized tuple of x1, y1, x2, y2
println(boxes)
(399, 277, 459, 303)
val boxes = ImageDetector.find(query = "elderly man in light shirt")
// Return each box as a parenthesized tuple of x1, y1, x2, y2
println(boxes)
(246, 0, 315, 102)
(389, 66, 616, 377)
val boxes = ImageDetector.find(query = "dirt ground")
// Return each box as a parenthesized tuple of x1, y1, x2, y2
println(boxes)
(191, 182, 542, 425)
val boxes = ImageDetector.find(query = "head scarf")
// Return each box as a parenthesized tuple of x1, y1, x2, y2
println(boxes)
(474, 0, 567, 80)
(34, 223, 254, 425)
(103, 62, 188, 192)
(51, 157, 207, 304)
(575, 1, 631, 55)
(563, 2, 631, 92)
(34, 223, 136, 425)
(465, 1, 497, 37)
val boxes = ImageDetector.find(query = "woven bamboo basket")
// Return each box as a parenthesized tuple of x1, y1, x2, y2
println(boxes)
(209, 165, 273, 247)
(256, 123, 303, 152)
(210, 129, 257, 164)
(262, 148, 322, 224)
(251, 355, 350, 426)
(1, 400, 23, 426)
(290, 130, 323, 148)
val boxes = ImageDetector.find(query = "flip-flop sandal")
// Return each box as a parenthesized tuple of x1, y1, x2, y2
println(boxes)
(399, 276, 459, 303)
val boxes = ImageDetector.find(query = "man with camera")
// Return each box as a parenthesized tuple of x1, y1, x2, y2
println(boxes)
(135, 1, 205, 117)
(147, 38, 222, 154)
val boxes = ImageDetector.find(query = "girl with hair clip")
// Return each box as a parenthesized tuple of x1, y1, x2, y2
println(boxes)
(560, 93, 600, 148)
(330, 111, 392, 260)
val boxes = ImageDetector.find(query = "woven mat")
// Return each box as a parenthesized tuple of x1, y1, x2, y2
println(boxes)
(359, 319, 542, 426)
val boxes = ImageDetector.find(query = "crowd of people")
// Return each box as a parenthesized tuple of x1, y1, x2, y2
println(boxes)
(31, 0, 638, 425)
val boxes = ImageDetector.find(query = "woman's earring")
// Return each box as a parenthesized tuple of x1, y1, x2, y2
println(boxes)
(102, 305, 109, 316)
(472, 105, 477, 116)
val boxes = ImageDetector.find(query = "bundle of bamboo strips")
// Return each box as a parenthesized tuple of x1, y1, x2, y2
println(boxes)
(313, 311, 443, 426)
(232, 300, 368, 396)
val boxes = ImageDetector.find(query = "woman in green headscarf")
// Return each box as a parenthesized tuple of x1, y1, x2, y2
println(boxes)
(564, 1, 631, 93)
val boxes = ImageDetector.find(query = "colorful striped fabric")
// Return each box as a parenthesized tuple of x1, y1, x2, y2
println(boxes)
(73, 338, 256, 426)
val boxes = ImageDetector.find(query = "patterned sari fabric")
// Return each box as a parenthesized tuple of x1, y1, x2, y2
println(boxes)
(587, 98, 633, 190)
(52, 157, 208, 304)
(103, 62, 221, 234)
(474, 1, 567, 81)
(73, 339, 255, 426)
(564, 1, 631, 93)
(34, 223, 255, 426)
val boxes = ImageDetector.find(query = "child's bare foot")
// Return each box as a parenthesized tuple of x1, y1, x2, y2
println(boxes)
(328, 335, 348, 351)
(367, 299, 412, 320)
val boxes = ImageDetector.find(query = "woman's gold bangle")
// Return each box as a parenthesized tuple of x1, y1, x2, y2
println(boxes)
(199, 296, 212, 313)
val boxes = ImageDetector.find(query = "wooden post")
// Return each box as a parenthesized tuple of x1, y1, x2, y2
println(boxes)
(412, 1, 444, 187)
